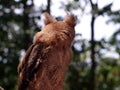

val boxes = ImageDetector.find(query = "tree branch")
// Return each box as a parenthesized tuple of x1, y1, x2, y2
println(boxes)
(46, 0, 51, 14)
(89, 0, 94, 9)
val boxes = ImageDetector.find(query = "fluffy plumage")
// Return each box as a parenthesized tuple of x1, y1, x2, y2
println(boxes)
(18, 12, 76, 90)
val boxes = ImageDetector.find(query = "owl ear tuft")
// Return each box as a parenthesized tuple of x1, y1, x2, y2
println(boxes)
(64, 14, 76, 28)
(44, 12, 57, 25)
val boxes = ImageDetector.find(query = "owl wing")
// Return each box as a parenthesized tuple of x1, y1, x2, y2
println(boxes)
(18, 42, 48, 90)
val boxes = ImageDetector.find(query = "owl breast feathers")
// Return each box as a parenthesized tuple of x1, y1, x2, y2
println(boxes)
(18, 12, 76, 90)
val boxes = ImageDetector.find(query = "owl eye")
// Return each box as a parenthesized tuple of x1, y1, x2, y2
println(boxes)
(62, 31, 70, 38)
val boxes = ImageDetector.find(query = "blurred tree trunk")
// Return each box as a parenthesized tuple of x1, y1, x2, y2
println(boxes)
(46, 0, 51, 14)
(88, 0, 97, 90)
(22, 0, 34, 50)
(88, 1, 112, 89)
(89, 15, 96, 90)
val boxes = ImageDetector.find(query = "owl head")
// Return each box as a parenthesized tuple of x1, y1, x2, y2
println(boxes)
(34, 12, 76, 47)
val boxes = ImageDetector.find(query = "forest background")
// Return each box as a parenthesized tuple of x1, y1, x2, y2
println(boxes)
(0, 0, 120, 90)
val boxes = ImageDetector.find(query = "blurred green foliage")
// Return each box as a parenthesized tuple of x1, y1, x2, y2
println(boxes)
(65, 38, 120, 90)
(0, 0, 120, 90)
(0, 0, 43, 89)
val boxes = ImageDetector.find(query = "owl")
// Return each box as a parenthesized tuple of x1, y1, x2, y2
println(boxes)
(18, 12, 76, 90)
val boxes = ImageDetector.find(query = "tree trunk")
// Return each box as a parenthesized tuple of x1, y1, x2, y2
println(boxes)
(88, 0, 97, 90)
(46, 0, 51, 14)
(22, 0, 34, 50)
(89, 15, 96, 90)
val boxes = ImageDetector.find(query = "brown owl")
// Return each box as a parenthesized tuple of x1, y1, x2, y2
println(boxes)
(18, 12, 76, 90)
